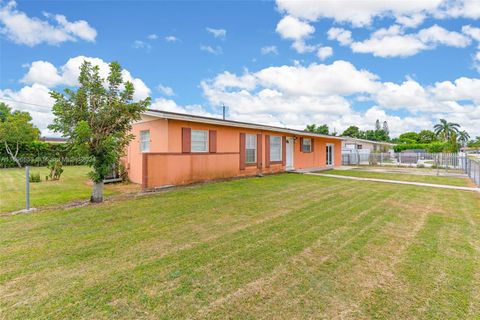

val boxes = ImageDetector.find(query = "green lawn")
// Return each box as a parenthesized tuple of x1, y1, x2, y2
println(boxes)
(321, 169, 473, 187)
(1, 173, 479, 319)
(0, 166, 138, 212)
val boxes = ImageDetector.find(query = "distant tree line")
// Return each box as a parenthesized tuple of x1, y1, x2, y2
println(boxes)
(305, 117, 479, 153)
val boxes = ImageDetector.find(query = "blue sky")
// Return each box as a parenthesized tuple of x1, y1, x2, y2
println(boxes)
(1, 0, 480, 137)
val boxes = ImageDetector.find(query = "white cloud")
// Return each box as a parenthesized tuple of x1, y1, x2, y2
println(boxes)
(333, 24, 470, 58)
(147, 34, 158, 40)
(376, 79, 432, 111)
(132, 40, 151, 50)
(21, 56, 151, 101)
(327, 27, 353, 46)
(150, 97, 218, 118)
(276, 15, 316, 53)
(206, 27, 226, 39)
(21, 61, 62, 87)
(440, 0, 480, 20)
(0, 1, 97, 46)
(165, 35, 180, 42)
(199, 60, 480, 137)
(275, 0, 480, 27)
(200, 45, 222, 55)
(317, 46, 333, 60)
(261, 45, 279, 55)
(462, 25, 480, 42)
(430, 77, 480, 103)
(417, 24, 471, 47)
(276, 15, 314, 41)
(157, 84, 175, 96)
(0, 84, 55, 134)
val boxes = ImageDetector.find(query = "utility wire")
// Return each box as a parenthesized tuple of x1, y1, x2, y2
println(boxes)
(0, 97, 52, 108)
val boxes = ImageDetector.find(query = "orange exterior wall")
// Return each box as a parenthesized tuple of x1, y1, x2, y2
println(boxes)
(125, 117, 342, 189)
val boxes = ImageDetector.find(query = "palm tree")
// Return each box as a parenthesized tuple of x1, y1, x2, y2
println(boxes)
(434, 119, 460, 141)
(457, 130, 470, 147)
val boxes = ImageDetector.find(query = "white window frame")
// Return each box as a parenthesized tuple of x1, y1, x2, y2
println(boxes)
(302, 138, 312, 152)
(245, 134, 257, 164)
(270, 135, 282, 162)
(139, 130, 150, 153)
(191, 129, 209, 153)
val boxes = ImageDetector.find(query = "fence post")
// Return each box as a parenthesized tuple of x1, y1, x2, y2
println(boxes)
(26, 166, 30, 211)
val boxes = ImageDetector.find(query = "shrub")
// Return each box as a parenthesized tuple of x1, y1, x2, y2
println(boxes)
(29, 172, 41, 183)
(417, 164, 425, 168)
(46, 160, 63, 181)
(426, 141, 447, 153)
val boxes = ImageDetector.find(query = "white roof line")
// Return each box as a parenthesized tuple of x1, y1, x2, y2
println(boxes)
(143, 110, 345, 140)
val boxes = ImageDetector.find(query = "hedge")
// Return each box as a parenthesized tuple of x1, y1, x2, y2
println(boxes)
(0, 141, 91, 168)
(393, 142, 449, 153)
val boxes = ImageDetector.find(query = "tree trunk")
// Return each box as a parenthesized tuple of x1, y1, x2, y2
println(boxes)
(91, 181, 104, 203)
(4, 141, 21, 167)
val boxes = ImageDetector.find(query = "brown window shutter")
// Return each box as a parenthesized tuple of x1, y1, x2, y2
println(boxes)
(182, 127, 191, 153)
(257, 133, 262, 169)
(311, 138, 314, 152)
(300, 137, 304, 152)
(209, 130, 217, 153)
(282, 136, 287, 166)
(239, 133, 246, 170)
(265, 135, 270, 168)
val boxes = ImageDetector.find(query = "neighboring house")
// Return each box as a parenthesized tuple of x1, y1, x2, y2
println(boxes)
(39, 137, 68, 143)
(125, 110, 343, 189)
(342, 137, 395, 153)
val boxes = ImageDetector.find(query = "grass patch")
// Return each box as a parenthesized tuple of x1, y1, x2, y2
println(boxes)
(0, 174, 479, 319)
(320, 169, 472, 187)
(0, 166, 139, 212)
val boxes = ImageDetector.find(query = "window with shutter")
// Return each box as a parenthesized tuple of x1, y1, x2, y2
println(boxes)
(270, 136, 282, 161)
(191, 130, 209, 152)
(301, 138, 312, 152)
(245, 134, 257, 163)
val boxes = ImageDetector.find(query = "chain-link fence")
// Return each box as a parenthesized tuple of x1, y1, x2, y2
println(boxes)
(341, 152, 480, 187)
(463, 157, 480, 187)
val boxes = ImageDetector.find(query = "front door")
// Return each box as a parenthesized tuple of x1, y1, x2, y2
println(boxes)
(286, 137, 294, 170)
(326, 144, 334, 166)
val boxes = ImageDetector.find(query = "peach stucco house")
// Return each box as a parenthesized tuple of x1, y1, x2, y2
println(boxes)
(125, 110, 343, 189)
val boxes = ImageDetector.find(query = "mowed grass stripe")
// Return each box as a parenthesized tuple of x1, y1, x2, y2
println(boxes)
(365, 188, 478, 319)
(3, 178, 383, 319)
(198, 186, 404, 318)
(0, 175, 354, 317)
(43, 182, 397, 318)
(0, 174, 479, 319)
(0, 175, 351, 284)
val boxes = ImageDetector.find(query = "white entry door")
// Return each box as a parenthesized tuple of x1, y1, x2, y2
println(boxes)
(286, 137, 294, 170)
(326, 144, 334, 166)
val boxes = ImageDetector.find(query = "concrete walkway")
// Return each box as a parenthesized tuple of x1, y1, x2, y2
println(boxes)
(304, 172, 480, 193)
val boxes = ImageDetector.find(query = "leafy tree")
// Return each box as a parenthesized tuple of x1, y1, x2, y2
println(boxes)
(0, 110, 40, 167)
(444, 132, 460, 153)
(382, 121, 389, 136)
(305, 124, 329, 135)
(468, 136, 480, 148)
(457, 130, 470, 148)
(434, 119, 460, 141)
(48, 60, 151, 203)
(0, 102, 11, 122)
(418, 130, 437, 144)
(316, 124, 329, 135)
(305, 124, 317, 133)
(399, 132, 420, 144)
(341, 126, 362, 138)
